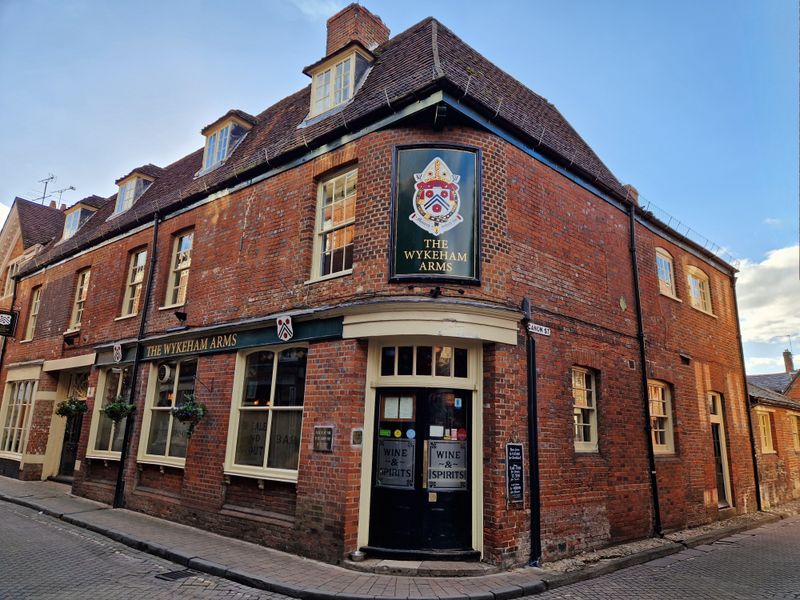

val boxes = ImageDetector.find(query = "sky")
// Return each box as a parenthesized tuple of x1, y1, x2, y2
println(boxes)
(0, 0, 797, 374)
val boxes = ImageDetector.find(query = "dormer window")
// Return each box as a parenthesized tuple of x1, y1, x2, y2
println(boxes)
(114, 176, 153, 215)
(306, 46, 371, 119)
(197, 111, 255, 177)
(62, 206, 96, 240)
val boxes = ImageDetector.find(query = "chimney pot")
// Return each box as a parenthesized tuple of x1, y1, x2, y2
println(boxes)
(326, 3, 389, 56)
(60, 203, 66, 211)
(48, 200, 57, 208)
(784, 349, 795, 373)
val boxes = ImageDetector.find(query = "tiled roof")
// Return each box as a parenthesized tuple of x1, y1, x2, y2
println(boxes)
(74, 195, 110, 210)
(18, 16, 629, 277)
(200, 110, 258, 135)
(14, 197, 65, 249)
(748, 382, 800, 412)
(115, 164, 166, 185)
(748, 372, 798, 394)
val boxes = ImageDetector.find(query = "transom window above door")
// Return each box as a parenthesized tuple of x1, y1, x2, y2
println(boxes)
(380, 344, 469, 379)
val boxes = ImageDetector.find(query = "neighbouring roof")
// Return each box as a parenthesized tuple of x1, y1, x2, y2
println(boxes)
(14, 197, 65, 249)
(748, 381, 800, 412)
(748, 372, 799, 395)
(17, 16, 704, 278)
(115, 164, 166, 185)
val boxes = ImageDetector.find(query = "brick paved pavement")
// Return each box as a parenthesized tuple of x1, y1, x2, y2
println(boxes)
(0, 502, 288, 600)
(534, 516, 800, 599)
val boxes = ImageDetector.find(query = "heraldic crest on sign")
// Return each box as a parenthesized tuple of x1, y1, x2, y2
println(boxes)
(410, 156, 463, 236)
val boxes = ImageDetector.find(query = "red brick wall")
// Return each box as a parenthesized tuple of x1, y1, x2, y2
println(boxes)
(326, 4, 389, 55)
(753, 407, 800, 507)
(0, 123, 756, 565)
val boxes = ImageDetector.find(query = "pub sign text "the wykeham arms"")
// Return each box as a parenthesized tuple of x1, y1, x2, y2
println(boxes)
(390, 145, 481, 284)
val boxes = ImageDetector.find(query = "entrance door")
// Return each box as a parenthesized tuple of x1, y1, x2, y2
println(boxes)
(58, 372, 89, 478)
(709, 392, 732, 508)
(368, 388, 471, 553)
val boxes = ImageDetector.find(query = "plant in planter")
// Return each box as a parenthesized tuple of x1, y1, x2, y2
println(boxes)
(55, 396, 88, 418)
(100, 396, 136, 423)
(171, 393, 207, 437)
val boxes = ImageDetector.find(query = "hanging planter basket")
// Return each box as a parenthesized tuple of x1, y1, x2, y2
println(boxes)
(55, 397, 88, 418)
(101, 396, 136, 423)
(171, 394, 207, 438)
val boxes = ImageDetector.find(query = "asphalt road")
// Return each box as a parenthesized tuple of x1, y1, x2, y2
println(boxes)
(1, 500, 799, 599)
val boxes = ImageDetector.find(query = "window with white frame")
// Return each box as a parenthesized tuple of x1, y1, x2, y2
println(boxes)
(90, 366, 131, 455)
(165, 232, 193, 306)
(200, 122, 248, 173)
(791, 415, 800, 451)
(0, 380, 37, 457)
(62, 207, 95, 240)
(655, 248, 677, 297)
(379, 344, 470, 379)
(648, 380, 674, 454)
(314, 169, 356, 279)
(121, 249, 147, 316)
(310, 52, 369, 117)
(3, 261, 20, 297)
(226, 347, 307, 479)
(572, 367, 598, 452)
(757, 411, 775, 453)
(141, 359, 196, 462)
(69, 269, 91, 330)
(687, 267, 713, 313)
(114, 177, 152, 215)
(24, 286, 41, 340)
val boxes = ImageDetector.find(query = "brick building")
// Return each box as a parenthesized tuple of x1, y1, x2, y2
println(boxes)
(748, 350, 800, 508)
(0, 5, 758, 567)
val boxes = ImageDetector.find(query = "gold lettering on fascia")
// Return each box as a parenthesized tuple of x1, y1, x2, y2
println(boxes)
(402, 239, 468, 273)
(144, 333, 238, 359)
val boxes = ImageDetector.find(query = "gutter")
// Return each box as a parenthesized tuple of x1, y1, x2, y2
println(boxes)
(113, 211, 160, 508)
(521, 298, 542, 566)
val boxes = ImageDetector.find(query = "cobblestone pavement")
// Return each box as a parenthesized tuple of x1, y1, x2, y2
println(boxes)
(0, 502, 290, 600)
(533, 516, 800, 600)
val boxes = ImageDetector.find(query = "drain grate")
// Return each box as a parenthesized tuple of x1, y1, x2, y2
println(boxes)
(155, 569, 198, 581)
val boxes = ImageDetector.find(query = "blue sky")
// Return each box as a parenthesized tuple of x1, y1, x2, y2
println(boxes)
(0, 0, 797, 373)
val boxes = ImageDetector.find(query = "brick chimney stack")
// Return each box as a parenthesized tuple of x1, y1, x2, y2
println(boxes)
(48, 200, 57, 208)
(784, 349, 795, 373)
(326, 3, 389, 56)
(623, 184, 639, 206)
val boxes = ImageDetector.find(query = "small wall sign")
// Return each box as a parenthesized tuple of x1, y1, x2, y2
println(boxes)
(313, 426, 334, 452)
(527, 323, 551, 336)
(0, 310, 18, 337)
(276, 315, 293, 341)
(351, 428, 363, 446)
(506, 443, 525, 503)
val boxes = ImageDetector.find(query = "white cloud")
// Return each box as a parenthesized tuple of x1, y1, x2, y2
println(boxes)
(0, 203, 10, 227)
(737, 245, 800, 344)
(288, 0, 344, 19)
(746, 356, 785, 369)
(762, 217, 782, 228)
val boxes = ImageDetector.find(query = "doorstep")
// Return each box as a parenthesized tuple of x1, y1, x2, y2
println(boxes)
(342, 557, 499, 577)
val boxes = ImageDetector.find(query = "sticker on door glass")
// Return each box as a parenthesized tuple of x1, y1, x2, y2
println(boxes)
(454, 397, 462, 409)
(406, 429, 416, 439)
(428, 440, 467, 491)
(376, 439, 415, 490)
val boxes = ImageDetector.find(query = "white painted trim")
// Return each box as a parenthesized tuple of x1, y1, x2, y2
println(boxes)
(42, 353, 96, 372)
(6, 364, 42, 382)
(342, 303, 519, 345)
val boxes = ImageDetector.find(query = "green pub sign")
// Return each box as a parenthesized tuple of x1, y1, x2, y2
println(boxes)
(390, 145, 481, 284)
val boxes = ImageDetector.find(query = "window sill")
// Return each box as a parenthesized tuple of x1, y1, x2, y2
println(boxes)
(659, 291, 682, 303)
(136, 456, 186, 469)
(85, 452, 121, 461)
(305, 269, 353, 285)
(63, 328, 81, 335)
(761, 450, 777, 455)
(223, 468, 298, 484)
(689, 305, 717, 318)
(19, 339, 32, 344)
(574, 446, 600, 455)
(114, 314, 138, 322)
(0, 451, 22, 461)
(158, 303, 186, 311)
